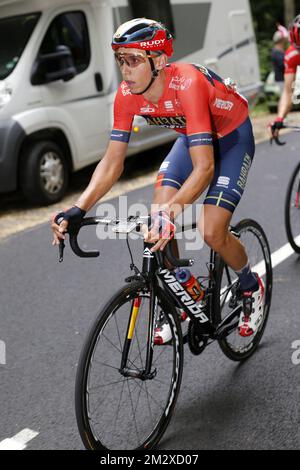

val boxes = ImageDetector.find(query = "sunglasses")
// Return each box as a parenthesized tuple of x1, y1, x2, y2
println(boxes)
(114, 52, 161, 68)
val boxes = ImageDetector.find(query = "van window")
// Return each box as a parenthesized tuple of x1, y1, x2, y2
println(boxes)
(0, 13, 40, 79)
(129, 0, 175, 37)
(40, 11, 90, 74)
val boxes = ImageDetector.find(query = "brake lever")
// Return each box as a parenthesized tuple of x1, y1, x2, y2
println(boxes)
(55, 214, 66, 263)
(59, 239, 65, 263)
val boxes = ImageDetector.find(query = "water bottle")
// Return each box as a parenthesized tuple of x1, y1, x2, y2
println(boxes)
(175, 268, 205, 302)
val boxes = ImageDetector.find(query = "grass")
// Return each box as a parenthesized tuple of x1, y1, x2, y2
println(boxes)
(250, 99, 270, 118)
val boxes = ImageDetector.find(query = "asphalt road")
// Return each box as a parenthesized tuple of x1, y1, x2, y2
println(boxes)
(0, 134, 300, 450)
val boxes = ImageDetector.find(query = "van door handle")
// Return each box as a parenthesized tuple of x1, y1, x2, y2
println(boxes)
(95, 73, 103, 92)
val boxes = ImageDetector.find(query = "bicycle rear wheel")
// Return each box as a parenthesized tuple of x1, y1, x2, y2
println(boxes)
(285, 161, 300, 253)
(75, 281, 183, 450)
(213, 219, 273, 361)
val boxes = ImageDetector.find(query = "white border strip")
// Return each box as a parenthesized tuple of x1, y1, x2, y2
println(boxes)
(0, 429, 39, 450)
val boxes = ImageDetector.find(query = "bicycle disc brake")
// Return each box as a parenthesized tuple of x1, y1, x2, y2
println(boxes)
(187, 321, 208, 355)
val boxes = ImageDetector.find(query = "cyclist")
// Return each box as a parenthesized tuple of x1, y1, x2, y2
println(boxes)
(271, 14, 300, 137)
(271, 28, 288, 92)
(51, 18, 265, 340)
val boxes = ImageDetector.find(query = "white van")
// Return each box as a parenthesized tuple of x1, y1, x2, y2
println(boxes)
(0, 0, 261, 205)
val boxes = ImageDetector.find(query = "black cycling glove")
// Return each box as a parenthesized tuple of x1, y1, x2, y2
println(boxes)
(270, 117, 284, 136)
(54, 206, 86, 226)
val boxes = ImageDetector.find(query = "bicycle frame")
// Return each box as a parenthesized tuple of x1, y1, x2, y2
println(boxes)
(119, 239, 242, 380)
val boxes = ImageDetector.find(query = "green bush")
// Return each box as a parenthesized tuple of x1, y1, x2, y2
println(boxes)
(257, 39, 274, 81)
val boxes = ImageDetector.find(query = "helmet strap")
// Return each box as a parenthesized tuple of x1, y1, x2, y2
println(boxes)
(133, 51, 159, 95)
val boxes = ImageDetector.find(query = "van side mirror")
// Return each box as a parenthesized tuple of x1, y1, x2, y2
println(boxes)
(31, 45, 77, 85)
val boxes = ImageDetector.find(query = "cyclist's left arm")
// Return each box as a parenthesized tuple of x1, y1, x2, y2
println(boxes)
(278, 72, 295, 119)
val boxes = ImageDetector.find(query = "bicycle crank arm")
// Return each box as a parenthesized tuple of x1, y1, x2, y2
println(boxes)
(214, 304, 242, 339)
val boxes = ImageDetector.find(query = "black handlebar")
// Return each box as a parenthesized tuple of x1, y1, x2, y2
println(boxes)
(270, 124, 300, 146)
(270, 135, 286, 146)
(68, 218, 100, 258)
(58, 216, 194, 267)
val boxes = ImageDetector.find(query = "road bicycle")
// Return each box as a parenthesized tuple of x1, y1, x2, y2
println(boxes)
(58, 214, 272, 450)
(271, 125, 300, 253)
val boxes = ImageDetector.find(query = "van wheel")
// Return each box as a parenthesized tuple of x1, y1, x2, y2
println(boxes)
(20, 141, 69, 206)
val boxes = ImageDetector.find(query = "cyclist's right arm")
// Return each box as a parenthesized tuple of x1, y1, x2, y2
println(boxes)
(76, 83, 134, 212)
(52, 83, 134, 245)
(51, 140, 128, 245)
(75, 140, 128, 211)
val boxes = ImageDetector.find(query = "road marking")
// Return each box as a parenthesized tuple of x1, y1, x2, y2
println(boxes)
(252, 235, 300, 277)
(270, 235, 300, 267)
(0, 429, 39, 450)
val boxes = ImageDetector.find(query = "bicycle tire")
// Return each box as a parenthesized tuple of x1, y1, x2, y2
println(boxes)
(285, 161, 300, 254)
(212, 219, 273, 361)
(75, 280, 184, 450)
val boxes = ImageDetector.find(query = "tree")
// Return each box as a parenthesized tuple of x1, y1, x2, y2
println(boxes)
(284, 0, 295, 25)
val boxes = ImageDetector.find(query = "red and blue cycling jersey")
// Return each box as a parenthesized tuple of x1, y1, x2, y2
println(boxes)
(111, 62, 249, 147)
(284, 44, 300, 74)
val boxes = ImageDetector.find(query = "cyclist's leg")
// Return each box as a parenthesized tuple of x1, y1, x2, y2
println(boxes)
(199, 117, 264, 335)
(152, 135, 193, 267)
(200, 117, 256, 276)
(199, 204, 248, 270)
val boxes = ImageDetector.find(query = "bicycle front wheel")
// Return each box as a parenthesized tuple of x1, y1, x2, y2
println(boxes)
(285, 161, 300, 253)
(75, 281, 183, 450)
(213, 219, 273, 361)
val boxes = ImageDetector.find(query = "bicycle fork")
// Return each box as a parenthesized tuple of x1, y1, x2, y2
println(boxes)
(119, 286, 157, 381)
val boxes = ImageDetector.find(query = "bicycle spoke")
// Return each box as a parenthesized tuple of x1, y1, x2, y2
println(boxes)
(112, 378, 126, 442)
(114, 313, 123, 351)
(152, 376, 172, 387)
(101, 332, 123, 356)
(126, 379, 141, 445)
(91, 360, 120, 371)
(133, 379, 144, 417)
(131, 342, 148, 365)
(89, 377, 133, 417)
(152, 344, 171, 366)
(133, 379, 165, 413)
(101, 332, 140, 371)
(143, 382, 155, 430)
(89, 377, 130, 392)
